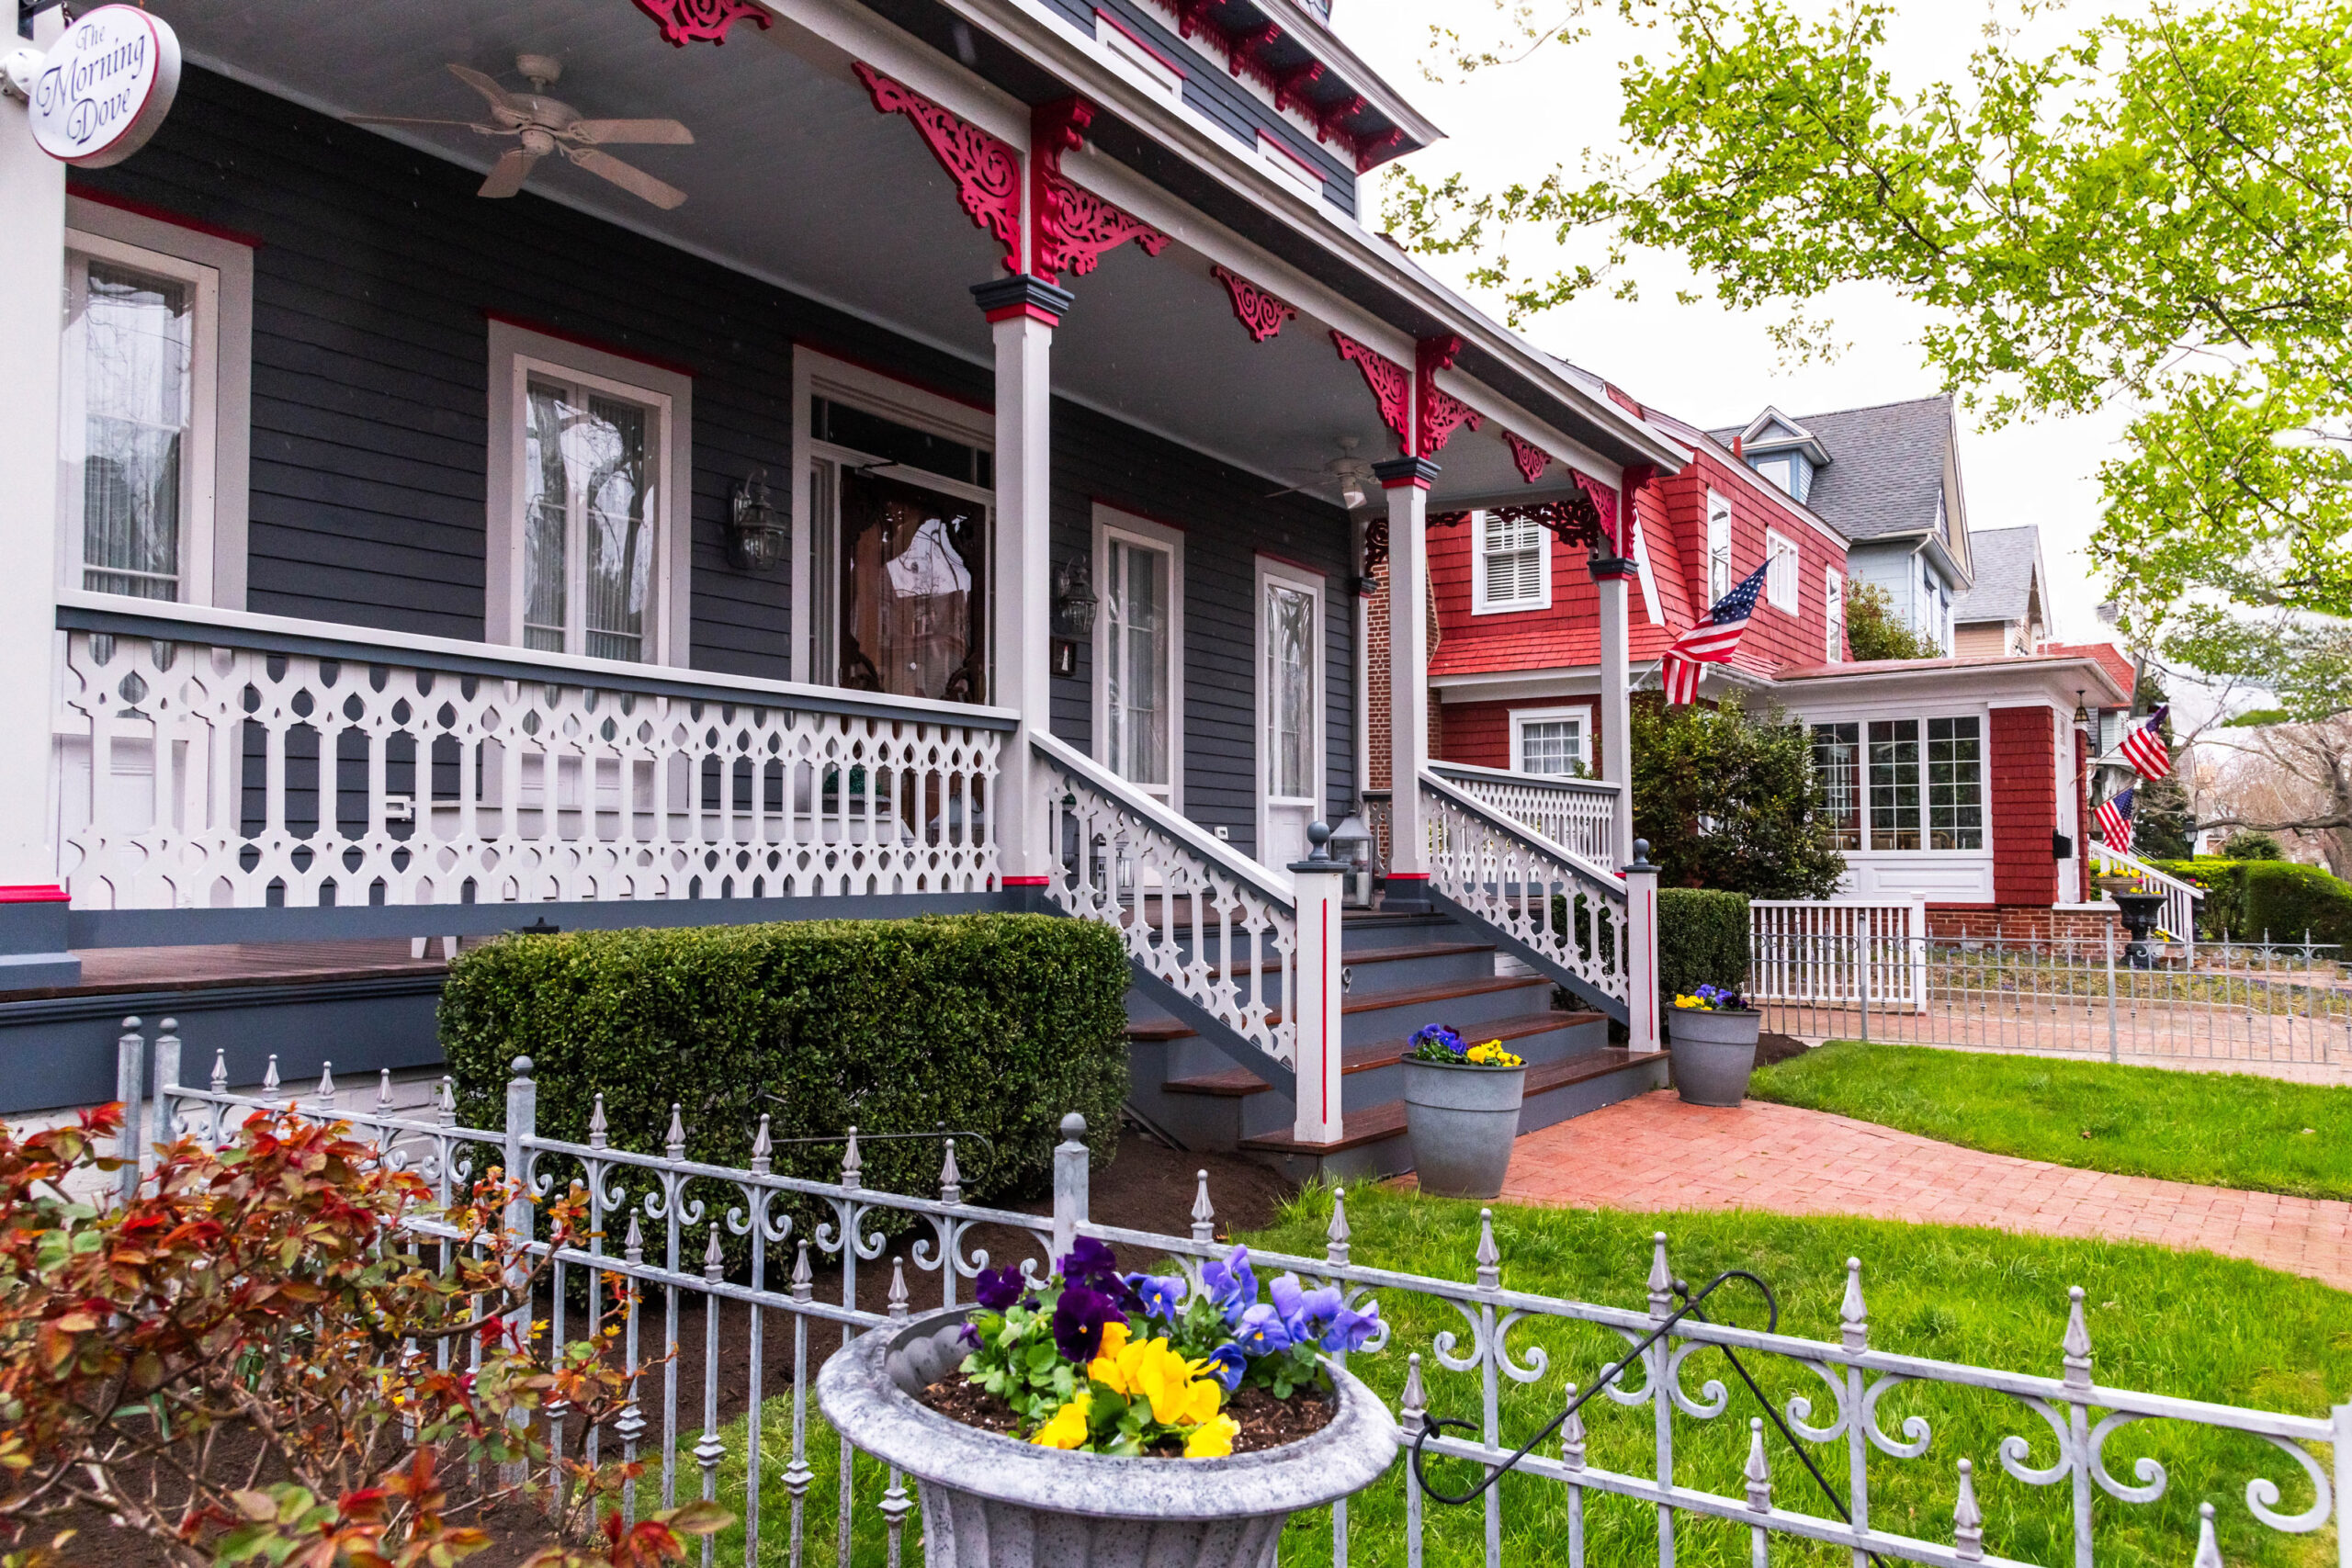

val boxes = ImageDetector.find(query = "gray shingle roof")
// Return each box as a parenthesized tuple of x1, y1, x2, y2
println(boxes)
(1709, 394, 1954, 543)
(1952, 525, 2042, 626)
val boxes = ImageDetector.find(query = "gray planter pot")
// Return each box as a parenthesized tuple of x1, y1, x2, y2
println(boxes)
(1400, 1056, 1527, 1199)
(816, 1306, 1398, 1568)
(1668, 1007, 1761, 1106)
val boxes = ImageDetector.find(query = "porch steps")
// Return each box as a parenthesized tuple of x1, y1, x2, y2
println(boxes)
(1124, 908, 1666, 1182)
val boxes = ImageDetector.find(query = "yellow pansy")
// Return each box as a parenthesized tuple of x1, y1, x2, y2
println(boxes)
(1085, 1319, 1133, 1385)
(1464, 1041, 1523, 1066)
(1031, 1393, 1092, 1450)
(1183, 1414, 1241, 1458)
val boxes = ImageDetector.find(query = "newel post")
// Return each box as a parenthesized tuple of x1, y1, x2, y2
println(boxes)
(503, 1057, 537, 1341)
(1289, 821, 1347, 1145)
(114, 1016, 145, 1207)
(1051, 1112, 1091, 1262)
(1623, 841, 1661, 1054)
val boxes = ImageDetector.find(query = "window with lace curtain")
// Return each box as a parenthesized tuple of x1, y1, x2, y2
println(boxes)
(1473, 509, 1549, 612)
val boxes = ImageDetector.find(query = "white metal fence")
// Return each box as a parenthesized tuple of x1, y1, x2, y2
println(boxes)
(1749, 900, 1928, 1011)
(121, 1026, 2351, 1568)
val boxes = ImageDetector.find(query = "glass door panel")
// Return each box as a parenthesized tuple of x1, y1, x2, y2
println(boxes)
(1261, 573, 1320, 865)
(1105, 536, 1171, 795)
(838, 469, 987, 704)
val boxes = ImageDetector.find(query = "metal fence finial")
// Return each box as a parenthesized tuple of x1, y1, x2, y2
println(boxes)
(1954, 1459, 1984, 1561)
(624, 1211, 644, 1265)
(376, 1068, 393, 1115)
(589, 1094, 609, 1150)
(1560, 1382, 1586, 1469)
(938, 1137, 960, 1203)
(435, 1077, 456, 1126)
(842, 1125, 864, 1190)
(1648, 1232, 1673, 1317)
(1743, 1417, 1771, 1511)
(262, 1054, 281, 1100)
(1476, 1210, 1501, 1292)
(2063, 1286, 2094, 1389)
(888, 1257, 910, 1320)
(666, 1104, 687, 1160)
(311, 1062, 336, 1116)
(2192, 1502, 2222, 1568)
(209, 1049, 228, 1094)
(752, 1114, 774, 1176)
(1190, 1169, 1216, 1245)
(791, 1239, 813, 1303)
(1400, 1352, 1427, 1437)
(1841, 1257, 1869, 1351)
(704, 1223, 724, 1280)
(1327, 1186, 1351, 1268)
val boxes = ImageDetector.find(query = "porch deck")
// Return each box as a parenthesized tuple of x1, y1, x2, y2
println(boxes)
(0, 941, 453, 1005)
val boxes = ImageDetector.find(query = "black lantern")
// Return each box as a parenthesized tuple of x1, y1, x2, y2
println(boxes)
(2073, 688, 2091, 730)
(1328, 811, 1376, 908)
(727, 469, 789, 572)
(1051, 556, 1097, 677)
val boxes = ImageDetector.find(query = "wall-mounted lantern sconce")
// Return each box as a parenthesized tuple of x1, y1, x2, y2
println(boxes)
(2073, 688, 2091, 730)
(727, 469, 789, 573)
(1050, 555, 1096, 678)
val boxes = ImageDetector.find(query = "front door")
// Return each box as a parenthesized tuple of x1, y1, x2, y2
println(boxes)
(1257, 560, 1323, 867)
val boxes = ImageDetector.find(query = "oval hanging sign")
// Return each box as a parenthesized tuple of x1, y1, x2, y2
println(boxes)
(28, 6, 181, 168)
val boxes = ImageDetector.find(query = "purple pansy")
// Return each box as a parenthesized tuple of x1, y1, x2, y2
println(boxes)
(973, 1266, 1024, 1312)
(1232, 1301, 1294, 1356)
(1201, 1342, 1249, 1392)
(1201, 1244, 1259, 1324)
(1317, 1297, 1382, 1354)
(1125, 1271, 1186, 1323)
(1050, 1282, 1126, 1363)
(1410, 1023, 1467, 1056)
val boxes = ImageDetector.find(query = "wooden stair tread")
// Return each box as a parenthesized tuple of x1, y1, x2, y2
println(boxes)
(1205, 941, 1495, 979)
(1161, 1010, 1607, 1098)
(1237, 1050, 1656, 1155)
(1128, 974, 1553, 1048)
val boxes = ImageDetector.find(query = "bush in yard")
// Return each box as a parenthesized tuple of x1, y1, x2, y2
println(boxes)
(2220, 829, 2286, 861)
(438, 914, 1131, 1262)
(0, 1105, 723, 1568)
(2240, 861, 2352, 948)
(2148, 857, 2247, 939)
(1656, 888, 1750, 999)
(1630, 691, 1847, 897)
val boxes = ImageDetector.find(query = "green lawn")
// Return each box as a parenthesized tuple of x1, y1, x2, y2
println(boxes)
(1749, 1042, 2352, 1201)
(695, 1184, 2350, 1568)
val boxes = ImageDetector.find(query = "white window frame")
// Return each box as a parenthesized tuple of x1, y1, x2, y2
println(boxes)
(486, 321, 691, 666)
(1471, 508, 1551, 615)
(1254, 557, 1326, 861)
(60, 199, 254, 608)
(1824, 568, 1844, 662)
(1091, 504, 1184, 808)
(1705, 490, 1733, 603)
(1094, 10, 1186, 101)
(1764, 529, 1799, 614)
(1509, 705, 1588, 777)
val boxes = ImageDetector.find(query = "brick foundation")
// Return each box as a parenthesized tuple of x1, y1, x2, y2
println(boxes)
(1926, 904, 2120, 944)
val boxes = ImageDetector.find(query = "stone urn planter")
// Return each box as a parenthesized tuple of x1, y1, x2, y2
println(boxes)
(816, 1306, 1399, 1568)
(1668, 1007, 1762, 1106)
(1401, 1055, 1527, 1199)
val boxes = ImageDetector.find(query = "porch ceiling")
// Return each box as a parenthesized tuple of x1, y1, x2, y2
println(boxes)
(161, 0, 1579, 509)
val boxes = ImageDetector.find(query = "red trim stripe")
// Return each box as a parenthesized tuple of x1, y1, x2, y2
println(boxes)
(66, 183, 266, 251)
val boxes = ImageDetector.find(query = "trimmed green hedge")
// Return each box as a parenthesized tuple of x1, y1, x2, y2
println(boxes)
(1658, 887, 1750, 998)
(439, 915, 1132, 1259)
(2243, 862, 2352, 948)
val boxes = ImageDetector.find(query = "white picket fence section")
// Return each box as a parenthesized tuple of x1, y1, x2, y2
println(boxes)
(1747, 898, 1928, 1012)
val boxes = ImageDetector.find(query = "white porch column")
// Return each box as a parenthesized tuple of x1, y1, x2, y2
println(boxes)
(973, 276, 1073, 892)
(1373, 456, 1438, 908)
(0, 19, 80, 987)
(1591, 553, 1637, 867)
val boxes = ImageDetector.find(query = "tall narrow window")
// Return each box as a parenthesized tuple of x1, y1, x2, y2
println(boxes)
(522, 378, 657, 660)
(1105, 535, 1172, 794)
(1926, 716, 1984, 849)
(1706, 491, 1733, 602)
(1867, 718, 1922, 851)
(1476, 509, 1547, 610)
(1267, 581, 1315, 796)
(76, 263, 189, 599)
(1812, 722, 1861, 849)
(1824, 570, 1844, 662)
(1765, 530, 1799, 612)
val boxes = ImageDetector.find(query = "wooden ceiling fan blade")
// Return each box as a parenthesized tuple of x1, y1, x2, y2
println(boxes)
(477, 148, 542, 199)
(447, 63, 518, 111)
(568, 118, 694, 145)
(568, 147, 687, 209)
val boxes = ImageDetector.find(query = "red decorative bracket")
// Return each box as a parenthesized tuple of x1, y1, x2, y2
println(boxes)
(1212, 264, 1297, 343)
(1351, 126, 1406, 174)
(632, 0, 772, 46)
(1332, 330, 1412, 454)
(1572, 468, 1621, 549)
(1274, 62, 1325, 115)
(1361, 513, 1388, 579)
(1429, 498, 1607, 550)
(1503, 429, 1551, 485)
(1032, 98, 1170, 285)
(1415, 335, 1481, 458)
(854, 62, 1025, 275)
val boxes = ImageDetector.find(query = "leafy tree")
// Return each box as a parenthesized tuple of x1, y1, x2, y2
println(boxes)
(1629, 691, 1846, 897)
(1387, 0, 2352, 659)
(2221, 829, 2285, 861)
(1843, 581, 1941, 662)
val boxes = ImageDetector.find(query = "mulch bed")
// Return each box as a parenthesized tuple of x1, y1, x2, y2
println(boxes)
(1755, 1031, 1811, 1067)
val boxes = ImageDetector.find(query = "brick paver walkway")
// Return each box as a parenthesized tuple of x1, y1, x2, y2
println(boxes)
(1499, 1091, 2352, 1292)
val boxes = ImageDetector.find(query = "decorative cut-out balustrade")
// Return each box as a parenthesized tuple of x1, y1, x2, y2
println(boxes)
(1421, 769, 1629, 1010)
(135, 1024, 2350, 1568)
(1430, 761, 1619, 865)
(56, 602, 1007, 909)
(1034, 731, 1297, 1070)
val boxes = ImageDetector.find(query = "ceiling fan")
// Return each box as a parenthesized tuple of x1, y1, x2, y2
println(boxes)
(347, 55, 695, 210)
(1266, 436, 1377, 511)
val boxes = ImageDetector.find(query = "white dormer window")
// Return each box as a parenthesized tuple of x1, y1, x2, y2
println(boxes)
(1754, 455, 1795, 496)
(1094, 10, 1185, 100)
(1474, 509, 1550, 612)
(1765, 530, 1799, 613)
(1705, 491, 1733, 602)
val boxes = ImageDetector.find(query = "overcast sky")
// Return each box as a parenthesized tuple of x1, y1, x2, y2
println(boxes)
(1330, 0, 2137, 650)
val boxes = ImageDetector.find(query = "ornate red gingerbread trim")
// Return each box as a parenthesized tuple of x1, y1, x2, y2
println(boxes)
(1211, 264, 1297, 343)
(1331, 330, 1412, 453)
(1428, 497, 1608, 550)
(854, 62, 1024, 275)
(1571, 468, 1621, 549)
(1032, 98, 1170, 284)
(1503, 429, 1552, 484)
(632, 0, 772, 45)
(1415, 335, 1482, 458)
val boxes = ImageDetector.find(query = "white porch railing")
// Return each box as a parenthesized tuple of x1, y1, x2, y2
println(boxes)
(1748, 898, 1928, 1011)
(55, 598, 1009, 909)
(1419, 769, 1630, 1010)
(2089, 841, 2204, 953)
(1034, 731, 1298, 1069)
(1428, 761, 1618, 864)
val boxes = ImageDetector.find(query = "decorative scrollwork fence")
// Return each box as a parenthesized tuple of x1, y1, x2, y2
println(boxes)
(130, 1023, 2345, 1568)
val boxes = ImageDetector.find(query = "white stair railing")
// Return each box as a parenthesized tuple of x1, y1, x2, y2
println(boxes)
(1419, 769, 1629, 1010)
(1034, 732, 1297, 1069)
(2088, 841, 2204, 954)
(1428, 761, 1618, 864)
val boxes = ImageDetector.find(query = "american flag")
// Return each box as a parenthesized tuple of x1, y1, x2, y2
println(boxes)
(2094, 784, 2135, 852)
(2119, 705, 2172, 781)
(1662, 561, 1770, 705)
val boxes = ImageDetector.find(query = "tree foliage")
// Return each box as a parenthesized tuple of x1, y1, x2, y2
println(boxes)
(1386, 0, 2352, 657)
(1629, 691, 1846, 897)
(1843, 581, 1941, 662)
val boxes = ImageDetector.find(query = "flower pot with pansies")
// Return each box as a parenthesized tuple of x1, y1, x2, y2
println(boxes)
(1668, 984, 1762, 1106)
(816, 1236, 1396, 1568)
(1399, 1023, 1527, 1199)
